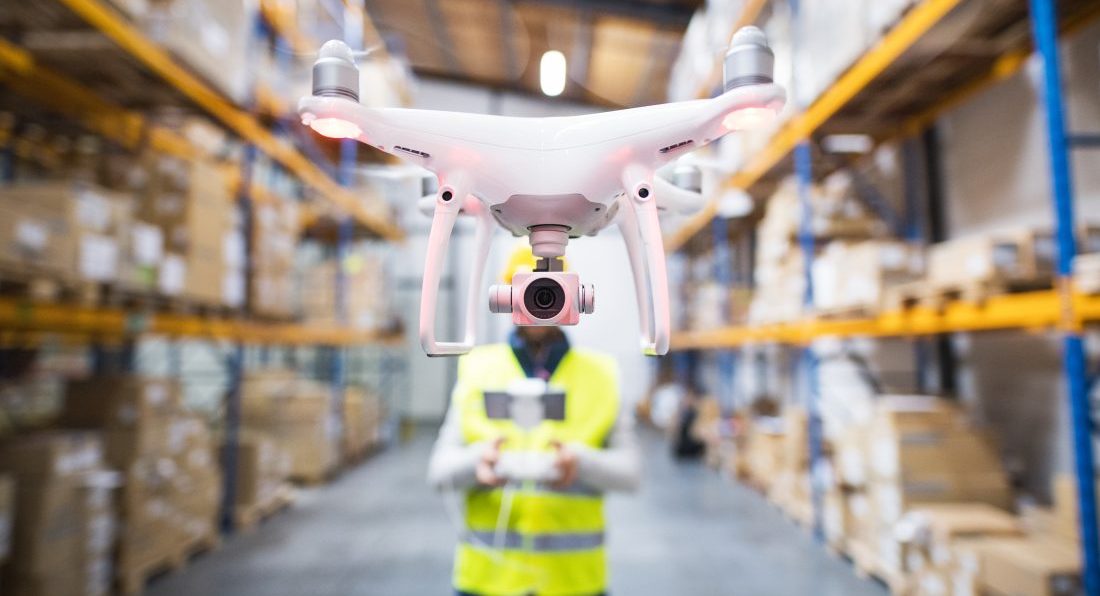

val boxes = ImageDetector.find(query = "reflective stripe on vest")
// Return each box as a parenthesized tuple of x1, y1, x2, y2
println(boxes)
(452, 344, 620, 596)
(465, 530, 605, 552)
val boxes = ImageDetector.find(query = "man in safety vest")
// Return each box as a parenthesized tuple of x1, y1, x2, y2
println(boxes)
(428, 246, 642, 596)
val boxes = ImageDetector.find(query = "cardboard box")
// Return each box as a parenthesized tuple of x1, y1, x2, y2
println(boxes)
(63, 377, 181, 465)
(138, 157, 233, 306)
(250, 201, 298, 318)
(63, 377, 180, 429)
(0, 182, 130, 283)
(1049, 473, 1100, 544)
(812, 240, 923, 313)
(0, 433, 105, 591)
(226, 433, 288, 509)
(927, 227, 1067, 291)
(978, 537, 1081, 596)
(242, 373, 338, 482)
(0, 431, 103, 480)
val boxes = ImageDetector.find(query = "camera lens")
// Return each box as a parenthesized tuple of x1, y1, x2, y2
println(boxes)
(523, 278, 566, 320)
(533, 287, 556, 310)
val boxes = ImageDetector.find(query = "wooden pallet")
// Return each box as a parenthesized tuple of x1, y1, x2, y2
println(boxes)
(846, 540, 908, 595)
(117, 530, 220, 596)
(884, 277, 1053, 312)
(290, 465, 341, 486)
(234, 484, 297, 532)
(814, 303, 879, 321)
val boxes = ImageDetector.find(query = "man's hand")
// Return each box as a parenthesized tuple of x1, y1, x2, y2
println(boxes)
(551, 441, 578, 489)
(475, 437, 506, 487)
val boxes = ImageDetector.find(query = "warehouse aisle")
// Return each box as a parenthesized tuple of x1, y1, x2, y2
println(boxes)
(147, 430, 884, 596)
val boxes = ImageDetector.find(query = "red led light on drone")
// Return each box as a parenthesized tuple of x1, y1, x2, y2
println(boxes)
(722, 107, 776, 131)
(309, 117, 363, 139)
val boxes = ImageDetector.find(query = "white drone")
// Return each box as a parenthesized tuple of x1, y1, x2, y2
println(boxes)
(299, 28, 785, 357)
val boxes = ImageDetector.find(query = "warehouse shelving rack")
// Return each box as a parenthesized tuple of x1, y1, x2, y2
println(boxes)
(664, 0, 1100, 591)
(0, 0, 408, 534)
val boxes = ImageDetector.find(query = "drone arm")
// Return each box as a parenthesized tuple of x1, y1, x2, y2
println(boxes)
(621, 164, 671, 356)
(652, 171, 706, 215)
(419, 177, 494, 356)
(299, 96, 447, 170)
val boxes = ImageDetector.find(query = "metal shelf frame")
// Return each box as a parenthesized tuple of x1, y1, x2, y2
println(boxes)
(670, 0, 1100, 586)
(49, 0, 402, 240)
(664, 0, 1100, 252)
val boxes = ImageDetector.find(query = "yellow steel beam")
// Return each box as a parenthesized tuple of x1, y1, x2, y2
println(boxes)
(55, 0, 402, 241)
(736, 0, 964, 187)
(664, 202, 717, 251)
(0, 298, 403, 346)
(0, 37, 200, 161)
(671, 290, 1071, 350)
(260, 0, 317, 55)
(663, 0, 964, 252)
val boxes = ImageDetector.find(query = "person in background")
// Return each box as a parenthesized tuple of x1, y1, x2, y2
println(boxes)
(428, 246, 642, 596)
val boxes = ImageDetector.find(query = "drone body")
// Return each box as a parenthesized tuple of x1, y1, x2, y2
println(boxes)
(299, 28, 785, 357)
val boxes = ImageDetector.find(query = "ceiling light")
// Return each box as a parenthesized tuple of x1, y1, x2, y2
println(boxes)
(540, 50, 567, 97)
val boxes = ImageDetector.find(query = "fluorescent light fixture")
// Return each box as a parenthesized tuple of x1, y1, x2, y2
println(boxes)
(822, 134, 873, 154)
(309, 117, 362, 139)
(540, 50, 567, 97)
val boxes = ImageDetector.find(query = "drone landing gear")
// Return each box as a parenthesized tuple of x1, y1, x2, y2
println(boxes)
(619, 165, 671, 356)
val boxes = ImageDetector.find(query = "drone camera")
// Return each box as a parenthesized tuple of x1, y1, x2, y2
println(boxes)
(489, 271, 594, 326)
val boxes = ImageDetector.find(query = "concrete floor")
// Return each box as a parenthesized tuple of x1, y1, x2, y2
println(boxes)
(147, 430, 885, 596)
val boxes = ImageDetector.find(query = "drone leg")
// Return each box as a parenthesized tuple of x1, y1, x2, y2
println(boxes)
(616, 194, 654, 350)
(419, 180, 492, 356)
(622, 166, 671, 356)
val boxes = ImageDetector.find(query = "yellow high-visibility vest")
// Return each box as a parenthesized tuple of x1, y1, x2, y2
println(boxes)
(452, 343, 620, 596)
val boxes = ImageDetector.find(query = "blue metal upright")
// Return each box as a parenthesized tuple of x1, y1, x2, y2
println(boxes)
(1028, 1, 1100, 592)
(712, 216, 739, 411)
(220, 344, 245, 533)
(794, 140, 825, 541)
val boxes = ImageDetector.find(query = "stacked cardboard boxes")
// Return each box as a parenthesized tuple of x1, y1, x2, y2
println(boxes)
(138, 0, 253, 104)
(0, 432, 113, 596)
(251, 200, 299, 318)
(61, 377, 221, 585)
(896, 503, 1022, 595)
(900, 479, 1086, 596)
(225, 433, 292, 527)
(767, 408, 815, 527)
(242, 372, 339, 483)
(812, 240, 924, 315)
(926, 230, 1055, 293)
(342, 387, 383, 461)
(835, 396, 1013, 583)
(749, 176, 885, 325)
(0, 182, 131, 286)
(301, 253, 391, 330)
(81, 470, 121, 596)
(742, 417, 786, 491)
(138, 156, 236, 305)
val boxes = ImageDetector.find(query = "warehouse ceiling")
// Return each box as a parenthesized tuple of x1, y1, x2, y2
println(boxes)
(364, 0, 702, 108)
